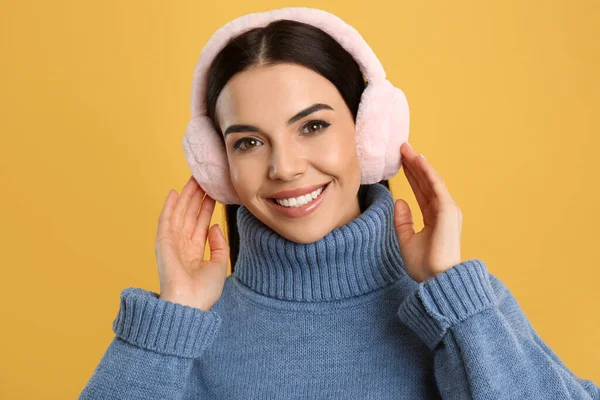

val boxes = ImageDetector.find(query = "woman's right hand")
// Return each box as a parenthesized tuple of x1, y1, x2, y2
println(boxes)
(155, 175, 230, 311)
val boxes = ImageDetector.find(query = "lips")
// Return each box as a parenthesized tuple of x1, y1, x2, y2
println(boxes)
(268, 181, 330, 218)
(269, 182, 329, 204)
(268, 182, 331, 200)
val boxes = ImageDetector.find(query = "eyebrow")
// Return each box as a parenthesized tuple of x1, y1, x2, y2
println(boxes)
(222, 103, 334, 137)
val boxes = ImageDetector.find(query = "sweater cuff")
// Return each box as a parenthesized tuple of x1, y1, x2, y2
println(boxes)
(112, 287, 221, 359)
(396, 259, 497, 350)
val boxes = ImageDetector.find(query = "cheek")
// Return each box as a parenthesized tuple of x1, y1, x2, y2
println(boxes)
(226, 153, 241, 183)
(229, 162, 240, 182)
(315, 128, 359, 171)
(227, 157, 245, 195)
(227, 156, 262, 199)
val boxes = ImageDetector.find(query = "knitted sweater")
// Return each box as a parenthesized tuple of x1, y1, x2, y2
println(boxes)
(79, 183, 599, 399)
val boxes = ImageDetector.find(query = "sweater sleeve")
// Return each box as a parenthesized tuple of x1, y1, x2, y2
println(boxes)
(78, 287, 221, 400)
(396, 259, 599, 400)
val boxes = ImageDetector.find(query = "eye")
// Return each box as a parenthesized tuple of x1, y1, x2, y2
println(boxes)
(232, 120, 330, 152)
(233, 137, 263, 152)
(301, 120, 331, 135)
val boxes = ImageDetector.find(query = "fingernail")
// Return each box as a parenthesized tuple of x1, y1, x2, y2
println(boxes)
(419, 153, 426, 159)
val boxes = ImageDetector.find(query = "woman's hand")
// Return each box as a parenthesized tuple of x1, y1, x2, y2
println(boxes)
(155, 175, 230, 311)
(393, 142, 464, 283)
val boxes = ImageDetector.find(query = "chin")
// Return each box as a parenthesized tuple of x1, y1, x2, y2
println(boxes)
(263, 212, 333, 243)
(278, 228, 329, 244)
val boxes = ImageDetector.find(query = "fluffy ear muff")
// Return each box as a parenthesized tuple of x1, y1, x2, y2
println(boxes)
(383, 84, 410, 179)
(182, 115, 242, 205)
(355, 79, 409, 183)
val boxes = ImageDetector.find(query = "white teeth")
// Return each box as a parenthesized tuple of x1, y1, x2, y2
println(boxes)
(275, 185, 325, 208)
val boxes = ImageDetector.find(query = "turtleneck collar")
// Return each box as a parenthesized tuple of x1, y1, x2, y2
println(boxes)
(233, 183, 407, 302)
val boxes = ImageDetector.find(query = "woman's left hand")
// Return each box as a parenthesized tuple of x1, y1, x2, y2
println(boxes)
(393, 142, 464, 283)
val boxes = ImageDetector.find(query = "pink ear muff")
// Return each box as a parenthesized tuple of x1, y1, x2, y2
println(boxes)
(355, 79, 409, 184)
(182, 116, 241, 205)
(182, 7, 410, 205)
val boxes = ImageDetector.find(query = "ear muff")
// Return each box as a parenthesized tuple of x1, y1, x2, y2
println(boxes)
(355, 79, 409, 184)
(182, 115, 241, 205)
(182, 7, 410, 205)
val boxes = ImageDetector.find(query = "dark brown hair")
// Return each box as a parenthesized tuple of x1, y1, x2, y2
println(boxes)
(205, 19, 390, 272)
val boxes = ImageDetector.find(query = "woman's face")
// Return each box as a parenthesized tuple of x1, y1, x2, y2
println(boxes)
(215, 62, 362, 244)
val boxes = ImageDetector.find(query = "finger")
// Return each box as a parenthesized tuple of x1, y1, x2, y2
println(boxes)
(401, 144, 430, 204)
(394, 198, 416, 246)
(413, 153, 453, 203)
(190, 194, 217, 244)
(402, 159, 429, 212)
(401, 143, 433, 199)
(181, 188, 204, 238)
(157, 189, 177, 236)
(172, 176, 201, 232)
(207, 224, 230, 265)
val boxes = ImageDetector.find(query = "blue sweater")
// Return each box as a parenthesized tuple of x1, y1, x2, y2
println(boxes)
(79, 183, 598, 399)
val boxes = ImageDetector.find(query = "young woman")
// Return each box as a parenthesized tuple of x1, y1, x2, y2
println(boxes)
(79, 8, 599, 399)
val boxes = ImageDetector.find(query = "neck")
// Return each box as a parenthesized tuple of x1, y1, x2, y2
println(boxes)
(233, 183, 407, 302)
(335, 193, 361, 230)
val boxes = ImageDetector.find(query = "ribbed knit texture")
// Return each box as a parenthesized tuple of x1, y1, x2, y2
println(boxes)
(234, 182, 406, 301)
(396, 259, 496, 351)
(112, 288, 221, 358)
(79, 183, 599, 399)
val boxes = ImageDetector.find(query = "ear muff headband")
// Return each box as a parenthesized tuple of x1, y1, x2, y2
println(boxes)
(182, 7, 409, 205)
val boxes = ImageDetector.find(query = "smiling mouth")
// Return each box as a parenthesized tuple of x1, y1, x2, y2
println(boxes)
(269, 182, 330, 207)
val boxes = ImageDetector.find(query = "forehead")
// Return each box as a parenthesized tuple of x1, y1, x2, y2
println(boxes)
(215, 63, 342, 126)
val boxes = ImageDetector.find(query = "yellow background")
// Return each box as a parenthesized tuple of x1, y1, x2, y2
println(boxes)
(1, 0, 598, 397)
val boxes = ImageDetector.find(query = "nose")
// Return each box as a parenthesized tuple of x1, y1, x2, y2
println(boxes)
(268, 139, 307, 181)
